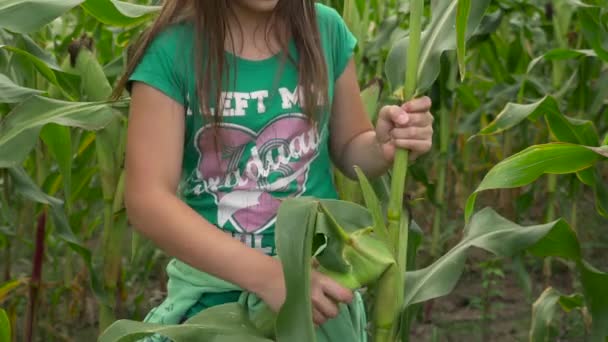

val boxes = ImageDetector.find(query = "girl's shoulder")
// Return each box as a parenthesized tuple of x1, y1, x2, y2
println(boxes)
(148, 21, 195, 52)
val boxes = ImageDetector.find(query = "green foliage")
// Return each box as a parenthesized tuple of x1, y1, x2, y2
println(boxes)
(0, 308, 9, 342)
(405, 208, 579, 306)
(0, 96, 121, 168)
(385, 0, 491, 94)
(81, 0, 160, 26)
(0, 0, 84, 34)
(466, 143, 607, 221)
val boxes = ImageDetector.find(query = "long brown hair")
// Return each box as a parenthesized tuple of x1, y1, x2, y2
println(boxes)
(114, 0, 328, 123)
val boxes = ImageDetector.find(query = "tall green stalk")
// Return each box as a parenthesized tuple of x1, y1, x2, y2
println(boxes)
(431, 62, 451, 258)
(373, 1, 423, 341)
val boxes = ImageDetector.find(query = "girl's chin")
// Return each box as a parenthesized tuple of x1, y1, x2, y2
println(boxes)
(235, 0, 280, 13)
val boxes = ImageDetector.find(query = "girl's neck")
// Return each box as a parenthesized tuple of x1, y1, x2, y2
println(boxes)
(226, 4, 283, 61)
(229, 2, 274, 33)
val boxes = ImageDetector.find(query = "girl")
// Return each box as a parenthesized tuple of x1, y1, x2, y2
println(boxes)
(118, 0, 434, 337)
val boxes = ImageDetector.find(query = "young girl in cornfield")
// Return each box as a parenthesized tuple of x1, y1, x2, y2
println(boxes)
(117, 0, 434, 339)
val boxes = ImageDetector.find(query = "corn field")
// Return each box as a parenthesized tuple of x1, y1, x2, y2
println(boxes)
(0, 0, 607, 341)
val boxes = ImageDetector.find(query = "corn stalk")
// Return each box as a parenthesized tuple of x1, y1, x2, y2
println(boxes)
(372, 1, 423, 341)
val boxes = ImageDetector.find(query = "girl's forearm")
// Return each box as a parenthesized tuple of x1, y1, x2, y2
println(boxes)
(339, 130, 390, 179)
(125, 190, 282, 295)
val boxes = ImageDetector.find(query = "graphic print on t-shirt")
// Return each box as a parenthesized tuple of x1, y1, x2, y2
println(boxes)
(187, 87, 321, 234)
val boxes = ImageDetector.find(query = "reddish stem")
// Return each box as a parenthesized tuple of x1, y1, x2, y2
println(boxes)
(25, 210, 46, 342)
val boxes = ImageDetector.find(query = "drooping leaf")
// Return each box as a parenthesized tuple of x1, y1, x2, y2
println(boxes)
(0, 96, 121, 168)
(579, 260, 608, 340)
(529, 287, 581, 342)
(275, 198, 318, 342)
(385, 0, 491, 93)
(404, 208, 580, 306)
(81, 0, 160, 27)
(0, 308, 9, 342)
(0, 73, 43, 103)
(0, 0, 83, 33)
(0, 45, 80, 97)
(473, 96, 599, 146)
(354, 166, 388, 245)
(465, 143, 608, 221)
(99, 305, 272, 342)
(527, 49, 597, 73)
(275, 198, 394, 342)
(472, 97, 547, 138)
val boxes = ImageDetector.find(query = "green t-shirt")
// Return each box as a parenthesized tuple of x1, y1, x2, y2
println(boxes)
(129, 3, 356, 255)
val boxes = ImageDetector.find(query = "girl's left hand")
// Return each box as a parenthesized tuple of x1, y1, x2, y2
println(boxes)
(375, 96, 434, 163)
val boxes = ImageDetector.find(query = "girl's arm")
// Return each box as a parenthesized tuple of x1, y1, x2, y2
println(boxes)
(330, 59, 433, 179)
(125, 82, 351, 322)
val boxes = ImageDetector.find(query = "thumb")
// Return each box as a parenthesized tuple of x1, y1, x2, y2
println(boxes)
(377, 105, 409, 143)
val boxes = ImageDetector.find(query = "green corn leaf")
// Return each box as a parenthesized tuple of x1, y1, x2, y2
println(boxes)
(465, 143, 608, 221)
(0, 278, 25, 302)
(0, 45, 80, 97)
(529, 287, 582, 342)
(471, 96, 599, 145)
(40, 124, 72, 202)
(472, 98, 548, 138)
(578, 7, 608, 62)
(385, 0, 491, 93)
(404, 207, 580, 307)
(594, 171, 608, 218)
(8, 167, 107, 304)
(527, 49, 597, 73)
(0, 96, 121, 168)
(456, 0, 472, 81)
(0, 73, 43, 103)
(0, 0, 83, 34)
(471, 96, 606, 217)
(275, 198, 318, 342)
(526, 49, 597, 74)
(275, 198, 394, 342)
(559, 293, 585, 312)
(354, 166, 388, 245)
(580, 260, 608, 340)
(81, 0, 160, 27)
(0, 308, 9, 342)
(99, 304, 272, 342)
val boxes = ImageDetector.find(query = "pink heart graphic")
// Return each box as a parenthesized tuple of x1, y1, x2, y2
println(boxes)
(195, 114, 319, 233)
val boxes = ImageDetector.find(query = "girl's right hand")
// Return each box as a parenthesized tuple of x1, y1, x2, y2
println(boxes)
(257, 269, 354, 326)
